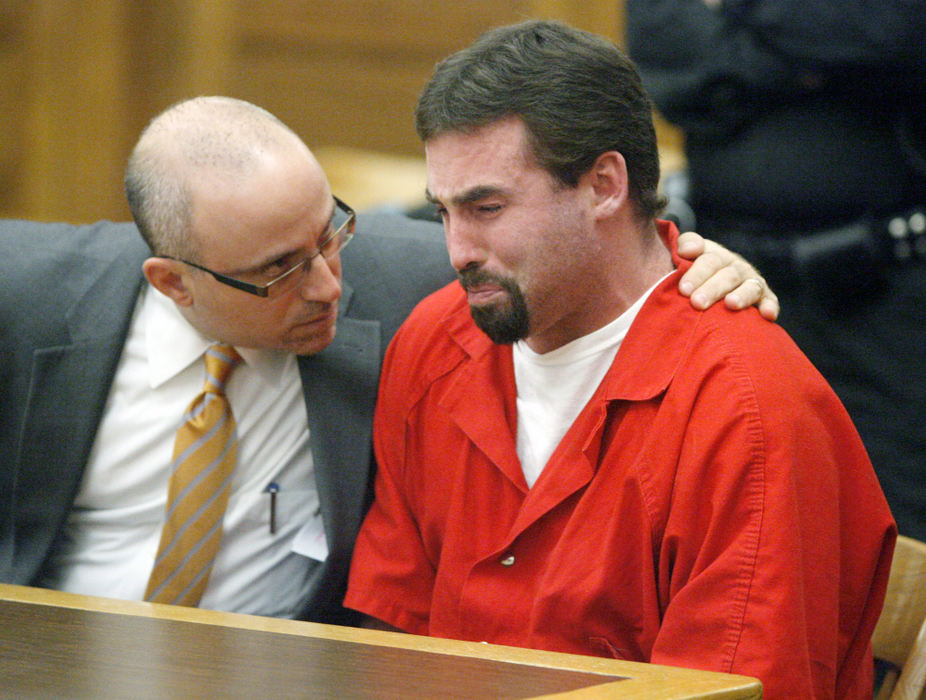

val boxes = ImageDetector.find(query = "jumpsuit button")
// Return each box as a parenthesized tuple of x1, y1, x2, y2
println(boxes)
(500, 555, 515, 566)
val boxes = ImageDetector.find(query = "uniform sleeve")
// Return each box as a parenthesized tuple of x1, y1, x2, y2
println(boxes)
(344, 322, 437, 635)
(626, 0, 926, 136)
(625, 0, 799, 136)
(644, 332, 895, 698)
(718, 0, 926, 66)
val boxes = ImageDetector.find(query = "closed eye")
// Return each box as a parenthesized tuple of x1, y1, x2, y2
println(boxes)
(260, 255, 299, 278)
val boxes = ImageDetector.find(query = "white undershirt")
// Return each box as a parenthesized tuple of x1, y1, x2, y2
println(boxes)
(41, 285, 323, 617)
(514, 274, 670, 488)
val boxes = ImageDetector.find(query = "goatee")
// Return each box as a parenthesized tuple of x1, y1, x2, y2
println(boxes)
(458, 268, 530, 345)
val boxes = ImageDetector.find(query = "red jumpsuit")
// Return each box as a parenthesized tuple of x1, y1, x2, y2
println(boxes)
(346, 223, 896, 699)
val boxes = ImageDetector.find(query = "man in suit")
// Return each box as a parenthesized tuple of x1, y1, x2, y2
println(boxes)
(0, 96, 774, 622)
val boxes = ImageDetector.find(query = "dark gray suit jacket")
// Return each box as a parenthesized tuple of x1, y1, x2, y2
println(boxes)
(0, 213, 453, 623)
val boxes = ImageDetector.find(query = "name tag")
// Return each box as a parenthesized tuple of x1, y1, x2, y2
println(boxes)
(292, 509, 329, 562)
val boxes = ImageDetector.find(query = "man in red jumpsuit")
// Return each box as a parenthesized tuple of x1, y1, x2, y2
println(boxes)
(345, 20, 896, 699)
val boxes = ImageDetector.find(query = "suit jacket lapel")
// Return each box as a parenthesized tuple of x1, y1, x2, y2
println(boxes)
(296, 279, 381, 579)
(14, 252, 145, 582)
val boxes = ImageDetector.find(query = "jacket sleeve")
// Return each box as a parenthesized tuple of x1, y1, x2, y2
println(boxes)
(626, 0, 926, 136)
(717, 0, 926, 66)
(343, 318, 438, 634)
(644, 316, 896, 698)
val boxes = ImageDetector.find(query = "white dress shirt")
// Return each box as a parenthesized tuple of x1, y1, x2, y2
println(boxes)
(41, 285, 324, 617)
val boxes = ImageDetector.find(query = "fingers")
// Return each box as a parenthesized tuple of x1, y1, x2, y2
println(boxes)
(682, 260, 742, 308)
(759, 296, 781, 321)
(677, 232, 729, 300)
(676, 231, 706, 261)
(677, 231, 729, 301)
(724, 277, 780, 320)
(676, 233, 781, 320)
(724, 277, 764, 309)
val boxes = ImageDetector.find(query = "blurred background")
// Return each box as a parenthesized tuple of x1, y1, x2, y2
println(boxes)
(0, 0, 684, 223)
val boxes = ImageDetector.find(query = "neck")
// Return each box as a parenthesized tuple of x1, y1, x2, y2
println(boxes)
(523, 219, 672, 355)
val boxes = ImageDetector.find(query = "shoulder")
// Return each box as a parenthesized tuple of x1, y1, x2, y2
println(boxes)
(660, 295, 848, 437)
(627, 280, 838, 417)
(0, 219, 147, 304)
(354, 211, 446, 246)
(0, 219, 147, 275)
(392, 280, 470, 355)
(0, 218, 144, 249)
(402, 280, 469, 332)
(0, 219, 146, 400)
(698, 303, 825, 390)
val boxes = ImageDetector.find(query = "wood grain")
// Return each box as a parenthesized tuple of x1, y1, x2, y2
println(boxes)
(0, 584, 761, 699)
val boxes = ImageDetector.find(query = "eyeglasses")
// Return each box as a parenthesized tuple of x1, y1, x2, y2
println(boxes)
(166, 196, 356, 298)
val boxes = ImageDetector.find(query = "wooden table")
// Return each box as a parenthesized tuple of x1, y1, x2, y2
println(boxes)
(0, 584, 761, 699)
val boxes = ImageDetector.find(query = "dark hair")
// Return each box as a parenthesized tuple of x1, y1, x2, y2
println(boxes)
(415, 20, 666, 219)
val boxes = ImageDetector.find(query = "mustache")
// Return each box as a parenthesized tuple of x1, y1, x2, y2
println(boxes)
(293, 300, 337, 323)
(458, 267, 510, 292)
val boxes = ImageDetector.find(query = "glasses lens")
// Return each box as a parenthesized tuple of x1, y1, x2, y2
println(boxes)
(263, 199, 354, 298)
(321, 223, 353, 260)
(265, 260, 308, 298)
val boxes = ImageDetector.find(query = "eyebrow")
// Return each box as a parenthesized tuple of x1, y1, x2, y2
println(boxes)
(425, 185, 505, 207)
(227, 201, 337, 276)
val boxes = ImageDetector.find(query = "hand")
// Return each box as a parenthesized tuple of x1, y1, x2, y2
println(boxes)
(676, 231, 780, 321)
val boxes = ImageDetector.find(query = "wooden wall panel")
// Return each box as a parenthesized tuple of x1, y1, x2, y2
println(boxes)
(529, 0, 624, 41)
(228, 1, 526, 156)
(1, 0, 682, 224)
(17, 1, 131, 222)
(0, 1, 25, 216)
(239, 1, 514, 53)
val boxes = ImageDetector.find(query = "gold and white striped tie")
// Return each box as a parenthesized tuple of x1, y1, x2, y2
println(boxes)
(144, 344, 242, 606)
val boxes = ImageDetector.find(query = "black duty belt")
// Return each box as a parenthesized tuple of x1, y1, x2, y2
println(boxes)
(716, 207, 926, 305)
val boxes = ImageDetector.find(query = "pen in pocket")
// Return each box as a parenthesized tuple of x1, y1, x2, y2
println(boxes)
(264, 483, 323, 536)
(265, 482, 279, 534)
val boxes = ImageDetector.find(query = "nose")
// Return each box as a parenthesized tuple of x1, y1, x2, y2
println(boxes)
(297, 254, 341, 303)
(443, 216, 483, 273)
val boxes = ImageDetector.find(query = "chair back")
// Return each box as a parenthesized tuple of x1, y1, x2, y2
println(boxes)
(872, 534, 926, 700)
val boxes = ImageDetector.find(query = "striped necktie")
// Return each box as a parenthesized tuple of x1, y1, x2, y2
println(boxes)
(144, 344, 243, 606)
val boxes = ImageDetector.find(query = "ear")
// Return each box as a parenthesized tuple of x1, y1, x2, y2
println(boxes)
(142, 257, 194, 306)
(584, 151, 629, 220)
